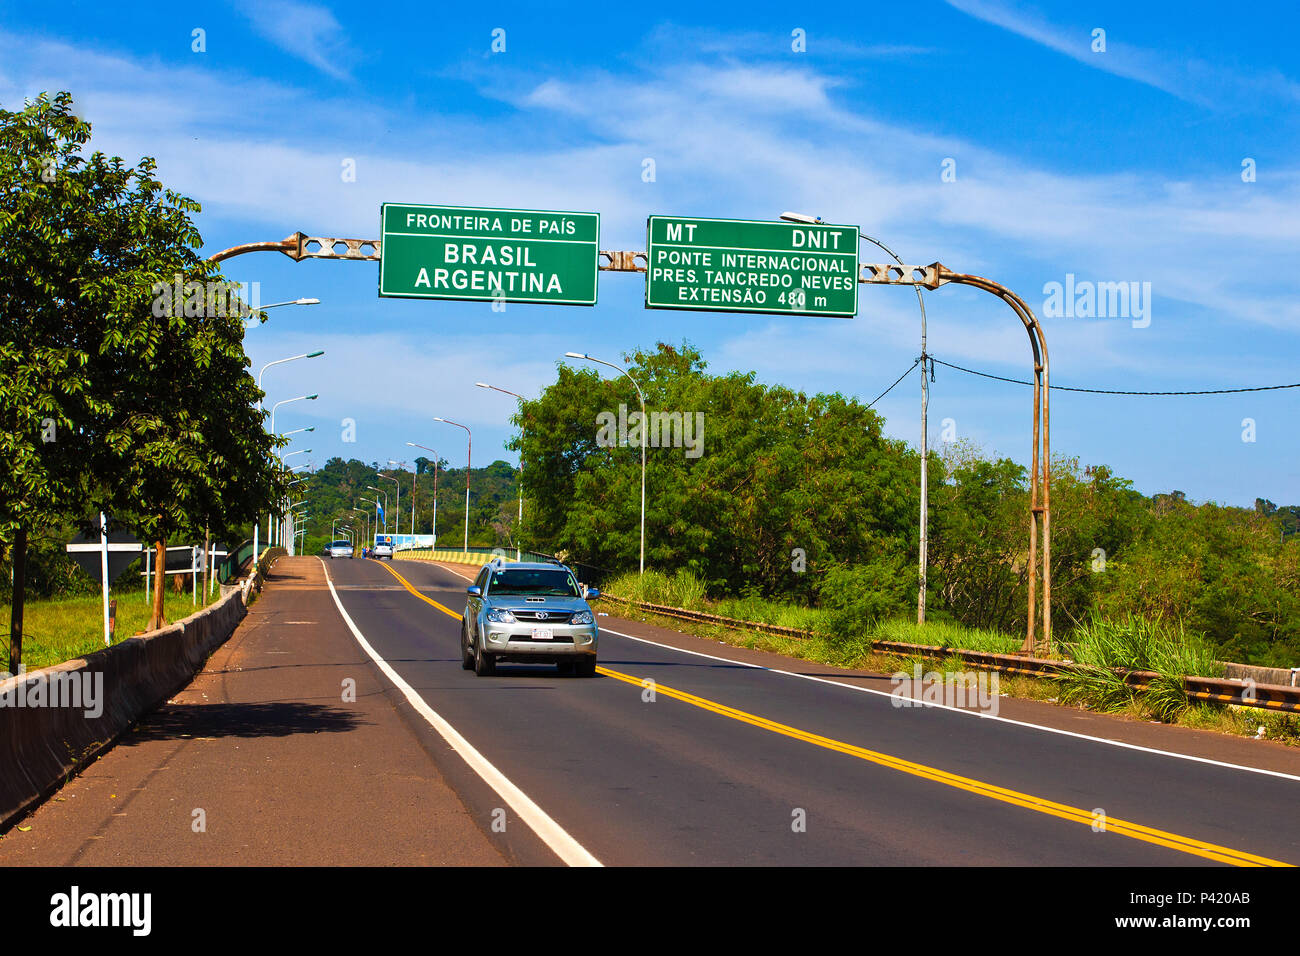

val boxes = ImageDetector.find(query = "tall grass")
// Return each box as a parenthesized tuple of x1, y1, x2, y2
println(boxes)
(603, 569, 1016, 654)
(1, 589, 222, 673)
(868, 618, 1023, 655)
(605, 569, 708, 610)
(1059, 614, 1222, 721)
(711, 594, 830, 633)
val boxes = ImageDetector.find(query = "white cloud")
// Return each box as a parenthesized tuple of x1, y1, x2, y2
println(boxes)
(945, 0, 1300, 107)
(5, 27, 1297, 412)
(237, 0, 355, 81)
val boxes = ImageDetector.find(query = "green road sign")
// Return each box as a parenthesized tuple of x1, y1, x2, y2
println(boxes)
(379, 203, 600, 305)
(645, 216, 859, 318)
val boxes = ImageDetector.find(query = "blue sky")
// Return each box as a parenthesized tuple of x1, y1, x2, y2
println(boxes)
(3, 1, 1298, 506)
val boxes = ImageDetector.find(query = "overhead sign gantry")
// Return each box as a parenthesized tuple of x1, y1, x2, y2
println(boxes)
(378, 203, 600, 306)
(645, 215, 859, 318)
(212, 206, 1052, 656)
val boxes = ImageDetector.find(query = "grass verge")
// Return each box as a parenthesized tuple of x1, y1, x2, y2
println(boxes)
(1, 589, 224, 673)
(1058, 614, 1222, 722)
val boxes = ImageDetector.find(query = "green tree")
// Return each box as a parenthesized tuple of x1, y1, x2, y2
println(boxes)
(1, 93, 114, 668)
(1, 92, 284, 650)
(511, 342, 918, 599)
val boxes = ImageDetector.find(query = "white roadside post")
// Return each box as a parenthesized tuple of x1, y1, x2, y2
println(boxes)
(64, 523, 143, 645)
(99, 513, 110, 643)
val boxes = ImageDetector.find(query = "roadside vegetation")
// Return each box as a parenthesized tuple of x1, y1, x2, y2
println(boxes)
(602, 567, 1300, 744)
(1057, 614, 1221, 721)
(508, 342, 1298, 672)
(1, 588, 224, 674)
(1, 92, 285, 674)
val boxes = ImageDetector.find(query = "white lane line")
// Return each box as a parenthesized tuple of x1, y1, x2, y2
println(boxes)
(597, 625, 1300, 783)
(319, 558, 603, 867)
(409, 558, 1300, 783)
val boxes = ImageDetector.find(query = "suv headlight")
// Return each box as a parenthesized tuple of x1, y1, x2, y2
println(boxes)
(570, 610, 593, 625)
(485, 608, 516, 624)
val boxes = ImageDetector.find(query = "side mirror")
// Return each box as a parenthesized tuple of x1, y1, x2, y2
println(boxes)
(585, 587, 601, 600)
(466, 585, 482, 597)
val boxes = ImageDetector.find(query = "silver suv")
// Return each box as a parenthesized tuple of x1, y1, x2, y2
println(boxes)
(461, 560, 600, 677)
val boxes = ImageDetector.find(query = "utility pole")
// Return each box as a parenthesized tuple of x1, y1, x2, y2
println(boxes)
(782, 215, 933, 624)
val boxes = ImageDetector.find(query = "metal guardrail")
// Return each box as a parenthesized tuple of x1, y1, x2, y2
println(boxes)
(602, 595, 1300, 715)
(216, 538, 254, 584)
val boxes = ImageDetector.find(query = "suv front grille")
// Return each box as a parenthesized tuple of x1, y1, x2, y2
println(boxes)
(509, 609, 573, 623)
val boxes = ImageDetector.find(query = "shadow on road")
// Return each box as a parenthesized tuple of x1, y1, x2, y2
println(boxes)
(121, 701, 367, 743)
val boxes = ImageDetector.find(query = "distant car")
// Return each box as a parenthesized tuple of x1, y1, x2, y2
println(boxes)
(326, 540, 354, 559)
(372, 536, 394, 560)
(461, 559, 600, 677)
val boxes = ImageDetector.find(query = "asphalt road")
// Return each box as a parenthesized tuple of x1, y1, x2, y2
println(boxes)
(322, 556, 1300, 867)
(5, 554, 1297, 868)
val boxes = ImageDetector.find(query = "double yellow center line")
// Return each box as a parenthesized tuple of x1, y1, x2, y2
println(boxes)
(373, 559, 1292, 867)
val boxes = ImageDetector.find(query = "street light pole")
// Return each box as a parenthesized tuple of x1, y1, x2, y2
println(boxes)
(476, 383, 527, 560)
(433, 418, 472, 552)
(776, 214, 1050, 651)
(254, 349, 323, 562)
(565, 353, 646, 575)
(380, 469, 401, 540)
(366, 485, 388, 534)
(243, 297, 320, 330)
(268, 394, 318, 544)
(277, 448, 312, 546)
(286, 500, 308, 556)
(358, 498, 378, 552)
(407, 442, 440, 546)
(348, 508, 366, 551)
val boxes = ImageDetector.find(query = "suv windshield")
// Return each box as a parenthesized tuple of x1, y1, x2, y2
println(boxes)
(488, 568, 580, 597)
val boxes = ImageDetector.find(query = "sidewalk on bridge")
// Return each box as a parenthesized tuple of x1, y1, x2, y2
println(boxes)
(0, 556, 505, 866)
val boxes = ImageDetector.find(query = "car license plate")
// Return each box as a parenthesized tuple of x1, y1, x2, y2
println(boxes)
(531, 627, 554, 641)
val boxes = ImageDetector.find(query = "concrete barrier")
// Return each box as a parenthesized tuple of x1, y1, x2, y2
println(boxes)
(0, 567, 262, 832)
(398, 549, 490, 567)
(1221, 662, 1299, 687)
